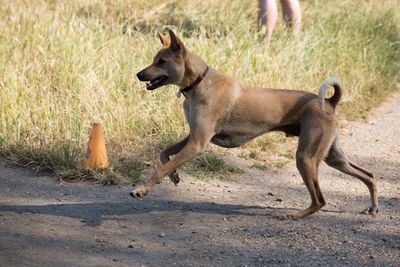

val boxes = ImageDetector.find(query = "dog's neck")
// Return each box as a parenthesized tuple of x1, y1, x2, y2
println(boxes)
(180, 51, 209, 95)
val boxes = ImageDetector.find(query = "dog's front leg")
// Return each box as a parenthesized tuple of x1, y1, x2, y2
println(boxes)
(131, 122, 214, 198)
(160, 135, 190, 185)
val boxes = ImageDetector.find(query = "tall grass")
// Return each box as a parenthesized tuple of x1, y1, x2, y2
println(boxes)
(0, 0, 399, 179)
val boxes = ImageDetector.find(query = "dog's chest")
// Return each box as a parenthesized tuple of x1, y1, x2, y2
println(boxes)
(211, 123, 266, 148)
(210, 132, 249, 148)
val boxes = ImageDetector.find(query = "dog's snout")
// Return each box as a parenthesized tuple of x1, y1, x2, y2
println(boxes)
(136, 70, 146, 81)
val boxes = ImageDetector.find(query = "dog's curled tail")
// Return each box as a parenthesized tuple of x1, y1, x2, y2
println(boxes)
(318, 77, 343, 112)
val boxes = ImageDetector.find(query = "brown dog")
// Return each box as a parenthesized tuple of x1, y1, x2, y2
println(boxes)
(134, 30, 378, 218)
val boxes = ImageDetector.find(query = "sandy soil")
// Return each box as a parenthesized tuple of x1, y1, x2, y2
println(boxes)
(1, 92, 399, 266)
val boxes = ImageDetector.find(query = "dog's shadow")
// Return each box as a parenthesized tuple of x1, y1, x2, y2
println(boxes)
(0, 198, 301, 226)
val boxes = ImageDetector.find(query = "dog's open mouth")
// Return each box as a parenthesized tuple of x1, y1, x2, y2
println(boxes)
(146, 76, 168, 90)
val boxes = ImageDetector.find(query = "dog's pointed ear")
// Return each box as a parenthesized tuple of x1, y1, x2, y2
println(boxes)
(168, 29, 184, 54)
(157, 30, 170, 47)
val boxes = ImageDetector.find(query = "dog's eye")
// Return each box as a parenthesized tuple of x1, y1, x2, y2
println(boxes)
(157, 58, 166, 65)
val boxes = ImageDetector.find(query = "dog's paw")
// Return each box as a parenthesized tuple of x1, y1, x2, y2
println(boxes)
(361, 206, 378, 216)
(266, 210, 293, 220)
(285, 214, 300, 221)
(169, 171, 180, 185)
(130, 186, 149, 198)
(276, 214, 294, 221)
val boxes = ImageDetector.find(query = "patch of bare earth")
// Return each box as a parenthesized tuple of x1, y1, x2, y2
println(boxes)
(1, 92, 400, 266)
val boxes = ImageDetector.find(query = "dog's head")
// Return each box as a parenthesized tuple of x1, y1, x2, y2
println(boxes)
(136, 30, 186, 90)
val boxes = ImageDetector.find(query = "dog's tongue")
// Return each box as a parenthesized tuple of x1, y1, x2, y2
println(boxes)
(147, 78, 161, 87)
(153, 78, 163, 84)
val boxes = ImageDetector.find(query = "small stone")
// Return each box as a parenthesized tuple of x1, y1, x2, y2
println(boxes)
(159, 232, 165, 237)
(128, 245, 134, 248)
(275, 198, 283, 202)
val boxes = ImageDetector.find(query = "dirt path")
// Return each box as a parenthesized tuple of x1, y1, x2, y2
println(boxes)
(1, 92, 399, 266)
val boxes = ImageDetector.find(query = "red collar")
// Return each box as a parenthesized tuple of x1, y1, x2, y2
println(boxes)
(179, 65, 210, 98)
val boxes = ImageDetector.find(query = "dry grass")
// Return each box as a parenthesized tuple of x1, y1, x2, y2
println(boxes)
(0, 0, 399, 180)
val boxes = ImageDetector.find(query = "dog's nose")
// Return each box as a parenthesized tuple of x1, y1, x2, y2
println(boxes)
(136, 70, 146, 81)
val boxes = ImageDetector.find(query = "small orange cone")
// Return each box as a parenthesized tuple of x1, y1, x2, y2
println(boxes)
(83, 122, 109, 169)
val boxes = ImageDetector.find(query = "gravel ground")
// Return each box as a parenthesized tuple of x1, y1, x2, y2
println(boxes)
(0, 91, 399, 266)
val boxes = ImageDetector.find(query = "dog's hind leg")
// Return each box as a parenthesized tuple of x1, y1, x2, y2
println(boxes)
(324, 135, 378, 215)
(160, 135, 189, 185)
(294, 117, 337, 218)
(295, 150, 326, 218)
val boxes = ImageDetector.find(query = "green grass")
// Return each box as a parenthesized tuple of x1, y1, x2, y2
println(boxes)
(0, 0, 399, 181)
(184, 153, 244, 181)
(251, 162, 271, 171)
